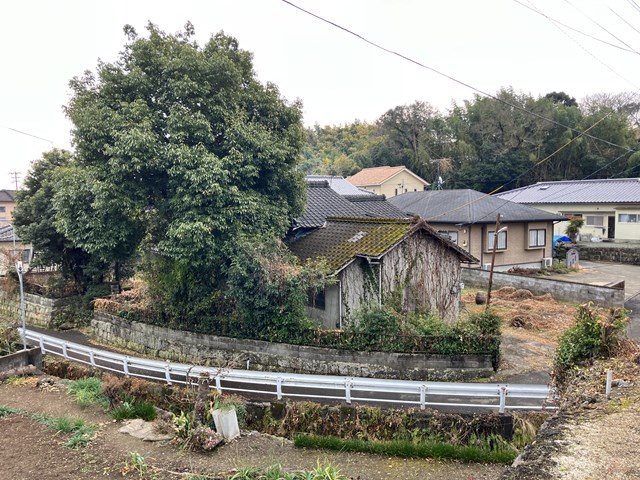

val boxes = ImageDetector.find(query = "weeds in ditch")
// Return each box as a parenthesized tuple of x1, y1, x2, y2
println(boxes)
(229, 462, 347, 480)
(294, 434, 517, 464)
(111, 399, 157, 421)
(67, 377, 109, 409)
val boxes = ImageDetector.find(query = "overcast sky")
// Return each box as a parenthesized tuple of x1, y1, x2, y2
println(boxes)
(2, 0, 639, 189)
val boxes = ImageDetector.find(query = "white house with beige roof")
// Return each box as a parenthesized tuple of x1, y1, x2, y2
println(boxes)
(346, 166, 429, 197)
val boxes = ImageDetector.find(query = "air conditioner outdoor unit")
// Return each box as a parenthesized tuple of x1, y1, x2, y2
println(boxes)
(542, 258, 553, 268)
(482, 263, 492, 271)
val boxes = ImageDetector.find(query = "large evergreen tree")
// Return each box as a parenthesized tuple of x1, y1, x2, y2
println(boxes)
(57, 23, 305, 274)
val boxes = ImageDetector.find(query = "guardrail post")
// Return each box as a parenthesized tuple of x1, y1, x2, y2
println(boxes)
(62, 342, 68, 359)
(499, 386, 507, 413)
(345, 379, 352, 404)
(215, 375, 222, 394)
(89, 349, 95, 367)
(419, 385, 427, 410)
(164, 360, 172, 385)
(276, 377, 283, 400)
(606, 369, 613, 399)
(39, 336, 45, 354)
(123, 357, 130, 377)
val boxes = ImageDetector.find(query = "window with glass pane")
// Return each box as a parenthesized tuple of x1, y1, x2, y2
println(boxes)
(618, 214, 638, 223)
(488, 231, 507, 250)
(529, 229, 546, 247)
(585, 215, 604, 226)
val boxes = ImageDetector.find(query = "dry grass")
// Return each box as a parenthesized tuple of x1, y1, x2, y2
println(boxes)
(462, 287, 577, 343)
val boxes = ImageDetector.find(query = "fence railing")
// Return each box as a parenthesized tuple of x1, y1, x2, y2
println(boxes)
(22, 328, 556, 413)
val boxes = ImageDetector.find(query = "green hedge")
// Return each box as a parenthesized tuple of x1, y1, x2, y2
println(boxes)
(294, 434, 517, 464)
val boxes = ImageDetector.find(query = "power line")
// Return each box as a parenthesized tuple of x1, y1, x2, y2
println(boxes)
(608, 6, 640, 37)
(512, 0, 639, 55)
(460, 0, 640, 221)
(280, 0, 635, 153)
(2, 125, 54, 144)
(422, 112, 617, 222)
(524, 0, 640, 90)
(563, 0, 640, 55)
(628, 0, 640, 15)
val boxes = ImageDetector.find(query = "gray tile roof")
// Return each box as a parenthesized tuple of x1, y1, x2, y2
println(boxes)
(0, 224, 20, 242)
(343, 194, 408, 218)
(0, 190, 17, 202)
(494, 178, 640, 204)
(294, 181, 410, 230)
(305, 175, 374, 196)
(294, 181, 366, 229)
(388, 189, 565, 224)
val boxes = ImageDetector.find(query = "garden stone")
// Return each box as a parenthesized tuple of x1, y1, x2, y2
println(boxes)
(118, 418, 173, 442)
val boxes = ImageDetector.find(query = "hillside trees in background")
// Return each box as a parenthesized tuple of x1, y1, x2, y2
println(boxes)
(302, 88, 639, 191)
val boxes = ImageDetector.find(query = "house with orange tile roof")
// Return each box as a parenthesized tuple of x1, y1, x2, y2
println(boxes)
(346, 166, 429, 198)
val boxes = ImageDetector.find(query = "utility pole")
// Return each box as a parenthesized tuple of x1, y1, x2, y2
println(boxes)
(9, 171, 20, 190)
(486, 214, 507, 307)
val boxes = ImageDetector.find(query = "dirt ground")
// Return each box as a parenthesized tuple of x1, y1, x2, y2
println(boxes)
(0, 380, 506, 480)
(462, 286, 577, 383)
(501, 349, 640, 480)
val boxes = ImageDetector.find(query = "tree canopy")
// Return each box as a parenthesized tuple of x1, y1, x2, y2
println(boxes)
(57, 22, 305, 273)
(303, 88, 639, 192)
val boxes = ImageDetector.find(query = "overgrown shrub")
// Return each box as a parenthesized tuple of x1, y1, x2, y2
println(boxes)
(565, 217, 584, 241)
(468, 310, 502, 336)
(226, 239, 329, 343)
(0, 323, 20, 355)
(555, 303, 628, 379)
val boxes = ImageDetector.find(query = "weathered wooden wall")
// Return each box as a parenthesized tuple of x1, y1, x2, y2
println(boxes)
(340, 231, 462, 323)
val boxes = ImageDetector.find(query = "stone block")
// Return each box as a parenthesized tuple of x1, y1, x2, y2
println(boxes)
(211, 408, 240, 442)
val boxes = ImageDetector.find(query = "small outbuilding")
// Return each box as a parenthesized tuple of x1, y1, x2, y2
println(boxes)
(287, 216, 476, 328)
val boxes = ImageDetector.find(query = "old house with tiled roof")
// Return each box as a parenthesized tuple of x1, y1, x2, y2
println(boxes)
(495, 178, 640, 242)
(288, 217, 474, 327)
(346, 166, 429, 197)
(286, 181, 476, 327)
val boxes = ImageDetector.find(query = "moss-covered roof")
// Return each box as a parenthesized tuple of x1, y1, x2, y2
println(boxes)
(287, 216, 476, 273)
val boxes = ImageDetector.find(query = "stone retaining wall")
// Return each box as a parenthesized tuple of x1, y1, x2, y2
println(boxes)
(578, 244, 640, 265)
(91, 311, 494, 381)
(0, 290, 80, 328)
(462, 267, 625, 307)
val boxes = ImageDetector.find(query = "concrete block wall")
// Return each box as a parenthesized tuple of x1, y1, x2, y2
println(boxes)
(462, 267, 625, 307)
(91, 311, 494, 381)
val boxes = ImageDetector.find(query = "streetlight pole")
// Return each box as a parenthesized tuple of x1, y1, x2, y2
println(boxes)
(486, 214, 507, 307)
(15, 262, 26, 351)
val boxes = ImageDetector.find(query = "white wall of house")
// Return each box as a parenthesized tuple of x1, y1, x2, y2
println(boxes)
(531, 203, 640, 241)
(360, 171, 428, 198)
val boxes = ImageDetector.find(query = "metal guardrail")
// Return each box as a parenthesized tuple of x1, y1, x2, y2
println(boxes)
(22, 328, 557, 413)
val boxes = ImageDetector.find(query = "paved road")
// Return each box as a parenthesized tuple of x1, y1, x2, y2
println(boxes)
(545, 260, 640, 339)
(25, 325, 553, 414)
